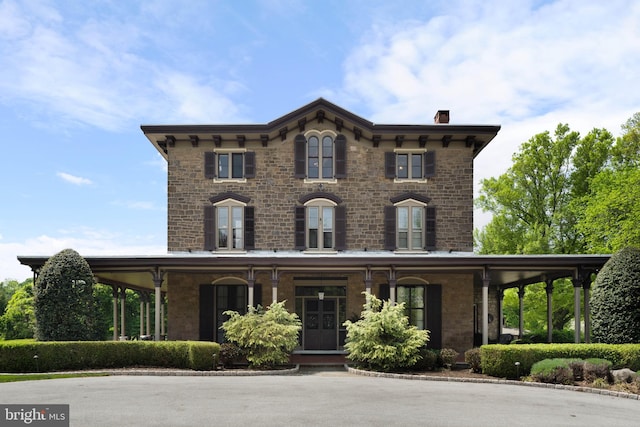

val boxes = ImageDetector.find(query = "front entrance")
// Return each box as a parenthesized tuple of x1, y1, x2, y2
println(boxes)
(295, 284, 347, 351)
(304, 298, 337, 350)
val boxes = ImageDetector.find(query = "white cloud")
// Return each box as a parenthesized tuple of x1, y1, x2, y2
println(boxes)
(57, 172, 92, 185)
(340, 0, 640, 230)
(2, 230, 166, 282)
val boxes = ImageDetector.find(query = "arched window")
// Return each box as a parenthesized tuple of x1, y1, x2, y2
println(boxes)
(294, 132, 346, 180)
(204, 193, 255, 251)
(295, 193, 346, 251)
(384, 193, 436, 251)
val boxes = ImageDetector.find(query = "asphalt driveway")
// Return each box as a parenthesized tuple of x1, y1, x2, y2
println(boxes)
(1, 369, 639, 426)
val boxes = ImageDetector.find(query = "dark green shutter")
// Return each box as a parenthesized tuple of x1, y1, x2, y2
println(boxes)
(244, 206, 255, 250)
(294, 206, 306, 250)
(379, 284, 390, 301)
(426, 285, 442, 348)
(424, 151, 436, 178)
(205, 152, 216, 178)
(244, 152, 255, 178)
(335, 205, 346, 250)
(199, 285, 215, 341)
(294, 134, 306, 178)
(204, 205, 216, 250)
(425, 206, 436, 250)
(384, 206, 396, 250)
(335, 134, 347, 178)
(385, 152, 396, 178)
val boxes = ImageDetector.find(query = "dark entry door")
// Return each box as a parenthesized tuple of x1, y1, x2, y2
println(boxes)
(304, 298, 337, 350)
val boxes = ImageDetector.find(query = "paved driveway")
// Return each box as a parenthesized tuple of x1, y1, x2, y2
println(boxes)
(1, 369, 639, 426)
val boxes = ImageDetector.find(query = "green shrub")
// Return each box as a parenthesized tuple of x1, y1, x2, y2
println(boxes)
(465, 348, 482, 373)
(583, 358, 612, 382)
(411, 348, 439, 371)
(521, 329, 577, 344)
(0, 341, 220, 373)
(344, 293, 428, 372)
(480, 343, 640, 377)
(530, 359, 575, 384)
(221, 301, 301, 369)
(438, 348, 459, 368)
(591, 247, 640, 343)
(218, 342, 244, 367)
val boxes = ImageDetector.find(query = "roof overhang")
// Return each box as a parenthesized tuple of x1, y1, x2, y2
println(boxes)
(18, 252, 609, 292)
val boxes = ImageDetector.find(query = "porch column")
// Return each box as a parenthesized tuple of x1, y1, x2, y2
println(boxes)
(364, 267, 372, 295)
(482, 271, 490, 346)
(518, 285, 525, 339)
(146, 293, 151, 336)
(497, 288, 504, 337)
(389, 267, 397, 305)
(545, 279, 554, 343)
(573, 277, 582, 343)
(160, 295, 166, 337)
(139, 293, 144, 337)
(112, 286, 118, 341)
(583, 279, 591, 343)
(271, 267, 278, 303)
(247, 267, 255, 308)
(120, 287, 126, 339)
(152, 269, 165, 341)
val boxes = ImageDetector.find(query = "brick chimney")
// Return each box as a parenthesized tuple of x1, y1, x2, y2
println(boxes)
(434, 110, 450, 124)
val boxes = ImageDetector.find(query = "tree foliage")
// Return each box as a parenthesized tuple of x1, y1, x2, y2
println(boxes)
(344, 293, 429, 372)
(221, 301, 301, 368)
(0, 280, 35, 339)
(590, 247, 640, 344)
(34, 249, 99, 341)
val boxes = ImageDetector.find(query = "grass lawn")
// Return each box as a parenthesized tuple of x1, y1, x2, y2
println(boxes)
(0, 372, 109, 383)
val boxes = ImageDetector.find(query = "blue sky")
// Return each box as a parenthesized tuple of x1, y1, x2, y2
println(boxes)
(1, 0, 639, 281)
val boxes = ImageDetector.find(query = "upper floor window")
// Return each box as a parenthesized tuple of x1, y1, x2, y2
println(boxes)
(295, 193, 346, 251)
(294, 132, 346, 181)
(205, 151, 255, 180)
(384, 193, 436, 251)
(385, 151, 435, 180)
(204, 193, 255, 251)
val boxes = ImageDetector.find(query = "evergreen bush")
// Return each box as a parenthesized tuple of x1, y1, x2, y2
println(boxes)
(343, 293, 428, 372)
(465, 348, 482, 373)
(591, 247, 640, 343)
(221, 301, 301, 368)
(530, 359, 575, 384)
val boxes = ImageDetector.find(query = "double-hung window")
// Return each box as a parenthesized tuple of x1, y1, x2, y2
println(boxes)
(294, 132, 346, 181)
(397, 285, 425, 329)
(216, 203, 244, 250)
(384, 193, 436, 251)
(397, 203, 424, 250)
(204, 193, 255, 251)
(307, 202, 334, 250)
(204, 151, 255, 180)
(385, 151, 435, 180)
(295, 194, 346, 252)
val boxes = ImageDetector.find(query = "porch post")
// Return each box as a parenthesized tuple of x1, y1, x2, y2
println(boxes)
(583, 279, 591, 343)
(364, 266, 372, 295)
(112, 286, 118, 341)
(572, 276, 582, 343)
(247, 267, 255, 308)
(146, 293, 151, 336)
(482, 270, 490, 346)
(120, 287, 126, 339)
(497, 288, 504, 337)
(139, 294, 144, 337)
(545, 279, 554, 343)
(152, 268, 165, 341)
(271, 267, 278, 303)
(518, 285, 525, 339)
(389, 267, 397, 305)
(160, 295, 166, 337)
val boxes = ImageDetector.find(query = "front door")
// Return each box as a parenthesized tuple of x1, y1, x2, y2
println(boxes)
(304, 298, 337, 350)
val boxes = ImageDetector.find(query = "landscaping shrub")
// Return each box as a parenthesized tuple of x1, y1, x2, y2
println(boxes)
(221, 301, 301, 369)
(465, 348, 482, 373)
(591, 247, 640, 344)
(218, 342, 244, 368)
(344, 293, 428, 372)
(438, 348, 459, 368)
(521, 329, 577, 344)
(0, 340, 220, 373)
(530, 359, 575, 385)
(583, 358, 612, 382)
(411, 348, 439, 371)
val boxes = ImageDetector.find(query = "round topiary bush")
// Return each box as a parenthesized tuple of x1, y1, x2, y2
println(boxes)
(591, 247, 640, 344)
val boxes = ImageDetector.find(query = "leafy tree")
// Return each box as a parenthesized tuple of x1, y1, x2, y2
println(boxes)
(34, 248, 100, 341)
(221, 301, 301, 368)
(590, 247, 640, 343)
(0, 280, 35, 339)
(0, 279, 22, 316)
(344, 293, 428, 372)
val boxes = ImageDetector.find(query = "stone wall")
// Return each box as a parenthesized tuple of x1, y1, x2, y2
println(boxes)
(166, 122, 475, 253)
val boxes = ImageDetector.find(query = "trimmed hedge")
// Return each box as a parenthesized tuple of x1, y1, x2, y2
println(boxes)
(0, 341, 220, 373)
(480, 343, 640, 378)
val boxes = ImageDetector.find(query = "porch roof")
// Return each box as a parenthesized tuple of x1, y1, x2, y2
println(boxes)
(18, 251, 610, 292)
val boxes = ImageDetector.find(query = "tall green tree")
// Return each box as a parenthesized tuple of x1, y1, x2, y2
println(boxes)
(0, 279, 35, 339)
(0, 279, 22, 316)
(34, 248, 100, 341)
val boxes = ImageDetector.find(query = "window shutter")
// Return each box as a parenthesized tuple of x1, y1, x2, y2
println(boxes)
(253, 283, 263, 308)
(424, 151, 436, 178)
(204, 205, 216, 250)
(385, 152, 396, 178)
(244, 152, 256, 178)
(199, 285, 215, 341)
(294, 134, 306, 178)
(425, 206, 436, 250)
(384, 206, 396, 250)
(379, 283, 390, 301)
(426, 285, 442, 348)
(244, 206, 255, 250)
(294, 206, 306, 250)
(205, 152, 216, 179)
(335, 205, 346, 250)
(335, 134, 347, 178)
